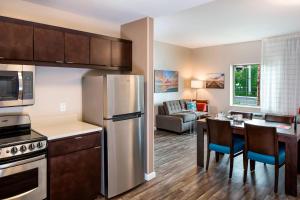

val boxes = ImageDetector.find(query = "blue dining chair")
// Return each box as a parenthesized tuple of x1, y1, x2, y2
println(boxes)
(244, 123, 285, 193)
(206, 118, 245, 178)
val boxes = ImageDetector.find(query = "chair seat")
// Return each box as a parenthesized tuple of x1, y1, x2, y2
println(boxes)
(247, 144, 285, 165)
(209, 137, 244, 154)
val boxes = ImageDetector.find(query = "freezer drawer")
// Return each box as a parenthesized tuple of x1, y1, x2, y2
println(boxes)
(103, 115, 145, 198)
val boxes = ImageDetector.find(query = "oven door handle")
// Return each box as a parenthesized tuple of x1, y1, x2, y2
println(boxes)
(17, 71, 23, 100)
(3, 188, 37, 200)
(0, 155, 45, 170)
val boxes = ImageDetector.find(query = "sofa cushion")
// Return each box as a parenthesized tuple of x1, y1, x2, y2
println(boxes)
(179, 100, 187, 110)
(158, 105, 166, 115)
(170, 112, 196, 122)
(187, 101, 197, 111)
(164, 100, 183, 115)
(197, 103, 207, 112)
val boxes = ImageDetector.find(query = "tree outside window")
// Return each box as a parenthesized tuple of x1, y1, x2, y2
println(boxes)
(232, 64, 260, 107)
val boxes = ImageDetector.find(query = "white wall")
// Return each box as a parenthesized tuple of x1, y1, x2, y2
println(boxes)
(191, 40, 262, 114)
(154, 41, 193, 111)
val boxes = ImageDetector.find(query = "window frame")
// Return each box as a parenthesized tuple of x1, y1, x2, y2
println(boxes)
(230, 63, 261, 108)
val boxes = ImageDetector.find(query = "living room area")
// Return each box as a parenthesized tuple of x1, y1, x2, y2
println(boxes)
(154, 40, 261, 134)
(151, 0, 300, 198)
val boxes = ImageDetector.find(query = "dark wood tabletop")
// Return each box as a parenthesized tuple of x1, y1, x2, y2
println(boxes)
(196, 117, 300, 197)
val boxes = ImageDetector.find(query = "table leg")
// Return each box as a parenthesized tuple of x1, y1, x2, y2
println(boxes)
(197, 125, 205, 168)
(285, 138, 298, 196)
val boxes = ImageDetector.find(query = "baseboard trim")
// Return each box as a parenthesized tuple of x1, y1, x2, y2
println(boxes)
(144, 171, 156, 181)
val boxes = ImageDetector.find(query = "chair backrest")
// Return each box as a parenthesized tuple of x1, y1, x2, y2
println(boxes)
(245, 123, 278, 156)
(265, 114, 294, 124)
(206, 118, 232, 147)
(230, 111, 253, 120)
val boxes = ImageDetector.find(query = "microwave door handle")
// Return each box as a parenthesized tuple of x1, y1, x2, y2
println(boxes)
(18, 71, 23, 100)
(3, 188, 37, 200)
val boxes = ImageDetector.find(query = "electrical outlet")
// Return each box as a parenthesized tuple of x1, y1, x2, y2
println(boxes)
(60, 103, 66, 112)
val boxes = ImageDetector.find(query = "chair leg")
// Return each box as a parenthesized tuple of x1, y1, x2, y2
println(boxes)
(215, 152, 219, 162)
(229, 153, 234, 178)
(250, 160, 255, 172)
(206, 149, 211, 171)
(274, 165, 279, 193)
(243, 157, 248, 183)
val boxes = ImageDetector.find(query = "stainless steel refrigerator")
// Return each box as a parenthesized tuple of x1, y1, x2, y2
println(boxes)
(82, 74, 145, 198)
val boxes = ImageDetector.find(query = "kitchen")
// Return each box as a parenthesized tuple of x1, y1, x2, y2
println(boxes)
(0, 5, 154, 199)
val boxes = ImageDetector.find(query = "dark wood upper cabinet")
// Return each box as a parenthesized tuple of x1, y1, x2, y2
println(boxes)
(34, 26, 64, 63)
(65, 32, 89, 64)
(111, 41, 132, 68)
(90, 37, 111, 66)
(0, 20, 33, 61)
(0, 16, 132, 71)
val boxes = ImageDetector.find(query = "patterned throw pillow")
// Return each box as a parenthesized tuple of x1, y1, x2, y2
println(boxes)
(186, 101, 197, 111)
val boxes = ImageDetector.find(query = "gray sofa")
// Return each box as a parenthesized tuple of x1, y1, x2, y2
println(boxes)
(156, 100, 208, 133)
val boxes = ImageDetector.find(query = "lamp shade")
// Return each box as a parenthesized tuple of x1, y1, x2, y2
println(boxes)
(191, 80, 204, 89)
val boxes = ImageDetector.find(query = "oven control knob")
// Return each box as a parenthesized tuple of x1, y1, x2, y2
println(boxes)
(29, 143, 36, 151)
(37, 142, 44, 149)
(20, 145, 27, 153)
(11, 147, 18, 155)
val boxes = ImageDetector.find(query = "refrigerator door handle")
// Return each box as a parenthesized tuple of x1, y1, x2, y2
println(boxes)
(110, 112, 142, 122)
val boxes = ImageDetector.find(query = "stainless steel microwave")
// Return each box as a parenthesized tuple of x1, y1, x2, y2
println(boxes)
(0, 64, 35, 107)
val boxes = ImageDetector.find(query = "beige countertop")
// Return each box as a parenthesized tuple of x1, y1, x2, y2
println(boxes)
(32, 117, 102, 140)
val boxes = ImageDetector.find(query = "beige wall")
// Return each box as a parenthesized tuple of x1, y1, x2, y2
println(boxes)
(0, 67, 90, 121)
(0, 0, 120, 37)
(0, 1, 123, 121)
(121, 18, 154, 175)
(154, 41, 193, 112)
(191, 40, 262, 113)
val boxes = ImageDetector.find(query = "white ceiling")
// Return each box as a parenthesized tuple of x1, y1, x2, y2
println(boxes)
(155, 0, 300, 48)
(24, 0, 300, 48)
(24, 0, 214, 24)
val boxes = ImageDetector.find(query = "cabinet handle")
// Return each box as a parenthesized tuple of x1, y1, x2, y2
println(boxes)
(55, 60, 63, 63)
(74, 136, 83, 140)
(94, 146, 100, 149)
(66, 61, 74, 64)
(0, 57, 4, 59)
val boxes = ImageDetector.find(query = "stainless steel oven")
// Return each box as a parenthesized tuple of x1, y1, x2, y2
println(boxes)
(0, 155, 47, 200)
(0, 64, 35, 107)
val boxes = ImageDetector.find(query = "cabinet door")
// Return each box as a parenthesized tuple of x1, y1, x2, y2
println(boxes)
(49, 147, 101, 200)
(0, 20, 33, 60)
(90, 37, 111, 66)
(65, 32, 89, 64)
(111, 41, 132, 68)
(34, 26, 64, 63)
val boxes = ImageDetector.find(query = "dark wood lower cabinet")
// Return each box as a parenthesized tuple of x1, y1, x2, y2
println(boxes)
(48, 132, 101, 200)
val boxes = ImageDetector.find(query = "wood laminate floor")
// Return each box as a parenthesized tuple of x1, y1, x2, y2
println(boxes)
(97, 131, 300, 200)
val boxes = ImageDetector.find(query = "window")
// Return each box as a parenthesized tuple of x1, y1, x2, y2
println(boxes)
(231, 64, 260, 107)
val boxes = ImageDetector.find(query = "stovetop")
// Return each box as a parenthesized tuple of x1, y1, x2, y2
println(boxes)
(0, 115, 47, 161)
(0, 130, 47, 148)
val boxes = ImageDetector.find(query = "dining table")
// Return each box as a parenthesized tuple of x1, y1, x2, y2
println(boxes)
(197, 117, 300, 197)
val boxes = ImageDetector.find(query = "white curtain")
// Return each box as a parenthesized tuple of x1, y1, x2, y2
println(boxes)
(261, 33, 300, 115)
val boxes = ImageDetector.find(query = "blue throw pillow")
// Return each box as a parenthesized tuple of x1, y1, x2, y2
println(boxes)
(186, 101, 197, 111)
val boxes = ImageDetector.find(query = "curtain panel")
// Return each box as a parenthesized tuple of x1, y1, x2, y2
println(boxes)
(261, 33, 300, 115)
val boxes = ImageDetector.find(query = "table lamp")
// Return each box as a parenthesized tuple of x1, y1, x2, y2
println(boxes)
(191, 80, 204, 100)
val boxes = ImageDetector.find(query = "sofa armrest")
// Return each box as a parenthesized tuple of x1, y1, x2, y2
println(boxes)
(156, 115, 184, 133)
